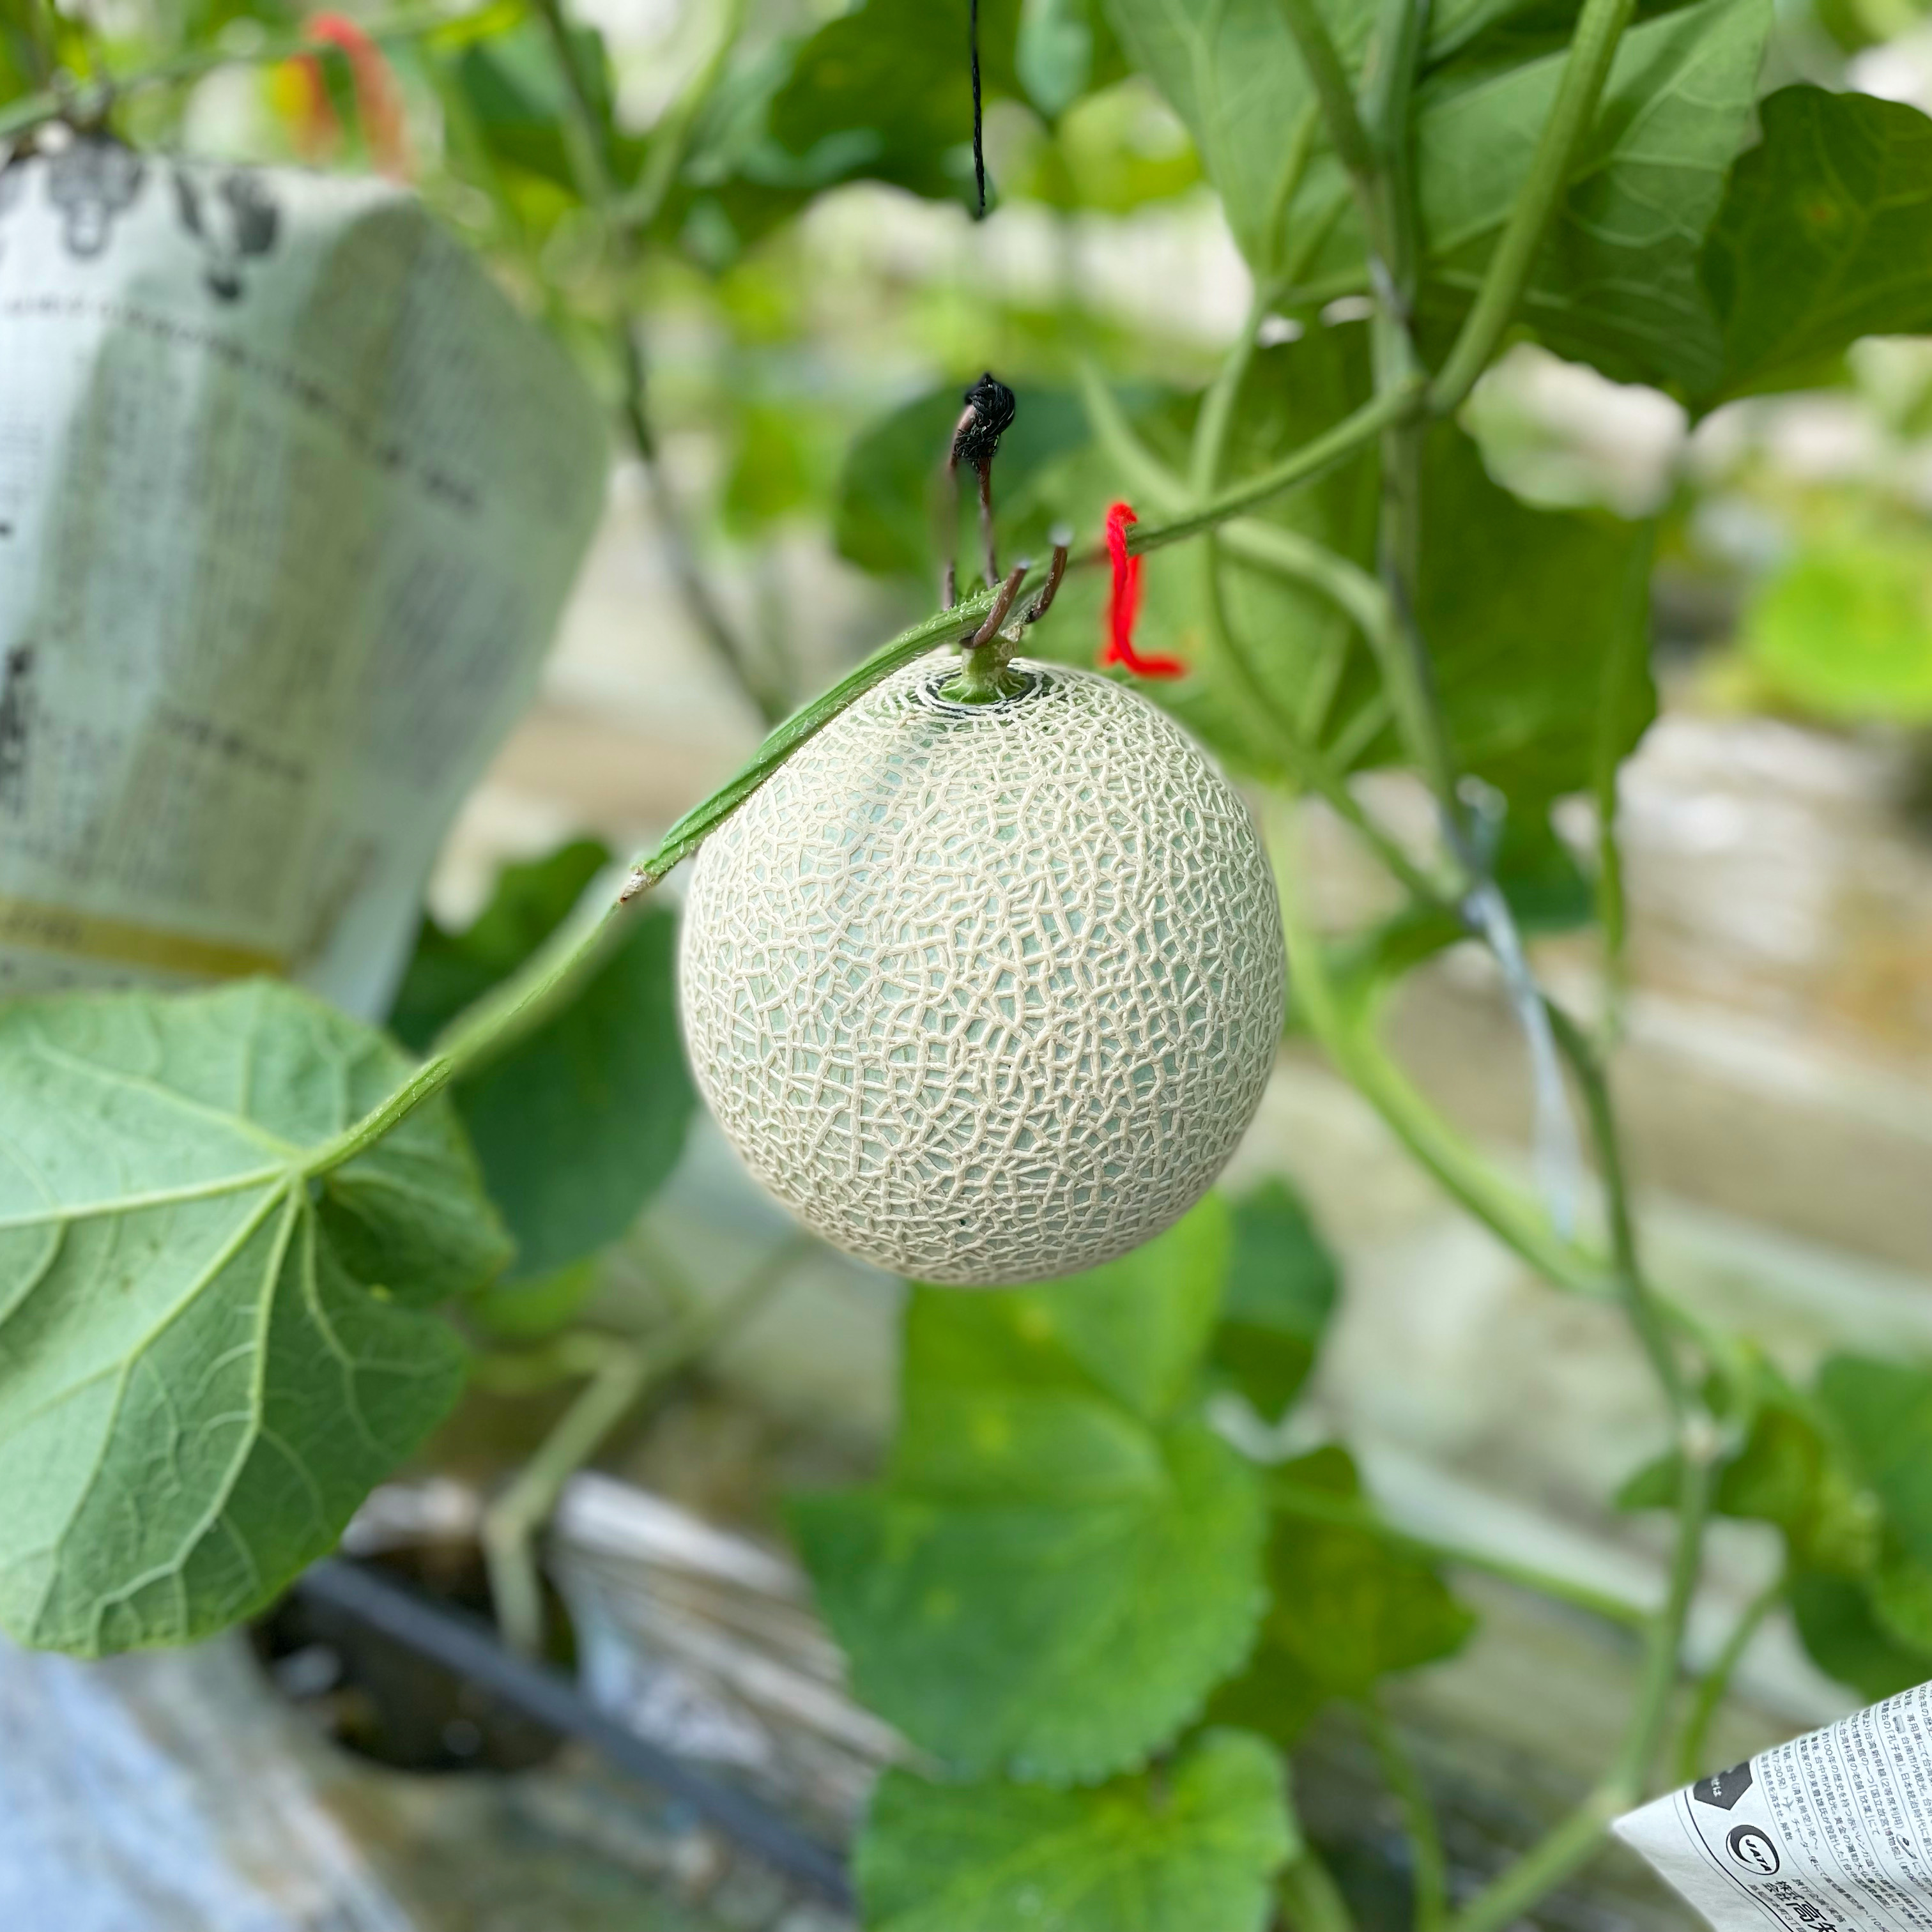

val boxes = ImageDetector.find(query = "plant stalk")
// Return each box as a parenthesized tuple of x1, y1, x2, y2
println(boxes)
(530, 0, 788, 726)
(1429, 0, 1637, 413)
(1445, 1446, 1712, 1932)
(1364, 1693, 1449, 1932)
(1278, 1848, 1358, 1932)
(1676, 1569, 1786, 1784)
(1137, 381, 1424, 555)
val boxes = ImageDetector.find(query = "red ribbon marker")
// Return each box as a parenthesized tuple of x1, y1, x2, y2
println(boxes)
(287, 14, 413, 178)
(1101, 502, 1184, 679)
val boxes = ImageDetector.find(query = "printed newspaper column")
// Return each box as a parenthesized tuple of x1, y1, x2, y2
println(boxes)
(0, 138, 606, 1018)
(1617, 1680, 1932, 1932)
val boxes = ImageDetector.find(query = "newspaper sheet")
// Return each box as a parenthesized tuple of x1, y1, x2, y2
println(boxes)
(0, 138, 606, 1019)
(1618, 1680, 1932, 1932)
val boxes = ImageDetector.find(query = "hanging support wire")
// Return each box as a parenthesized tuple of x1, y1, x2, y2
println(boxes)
(969, 0, 986, 217)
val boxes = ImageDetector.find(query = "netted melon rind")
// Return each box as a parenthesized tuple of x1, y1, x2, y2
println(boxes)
(678, 656, 1285, 1285)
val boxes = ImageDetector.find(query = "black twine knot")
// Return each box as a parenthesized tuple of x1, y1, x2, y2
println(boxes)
(952, 372, 1016, 468)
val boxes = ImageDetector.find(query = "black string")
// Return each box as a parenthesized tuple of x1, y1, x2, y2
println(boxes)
(970, 0, 985, 217)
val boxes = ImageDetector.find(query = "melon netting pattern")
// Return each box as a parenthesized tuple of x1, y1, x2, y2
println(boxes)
(678, 656, 1285, 1285)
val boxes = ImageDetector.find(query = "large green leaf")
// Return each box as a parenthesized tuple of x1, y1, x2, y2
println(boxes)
(1286, 0, 1772, 390)
(768, 0, 1023, 209)
(1789, 1570, 1932, 1704)
(1818, 1356, 1932, 1570)
(791, 1199, 1269, 1782)
(1211, 1447, 1475, 1746)
(1230, 413, 1655, 809)
(1209, 1180, 1340, 1425)
(1096, 0, 1561, 274)
(1701, 88, 1932, 406)
(1018, 0, 1133, 121)
(445, 20, 643, 200)
(858, 1730, 1297, 1932)
(1430, 0, 1770, 390)
(1410, 424, 1656, 807)
(1616, 1354, 1932, 1699)
(390, 839, 696, 1283)
(1098, 0, 1344, 277)
(1107, 0, 1766, 386)
(0, 983, 507, 1655)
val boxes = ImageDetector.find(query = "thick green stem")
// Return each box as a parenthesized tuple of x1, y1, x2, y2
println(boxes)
(481, 1237, 804, 1653)
(1591, 526, 1655, 1039)
(1676, 1570, 1786, 1784)
(530, 0, 787, 726)
(1429, 0, 1637, 412)
(1365, 1694, 1448, 1932)
(1446, 1448, 1712, 1932)
(1545, 1004, 1688, 1420)
(1137, 381, 1424, 555)
(1273, 814, 1606, 1295)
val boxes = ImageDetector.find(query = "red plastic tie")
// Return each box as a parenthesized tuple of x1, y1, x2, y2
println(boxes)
(1101, 502, 1183, 679)
(292, 13, 412, 178)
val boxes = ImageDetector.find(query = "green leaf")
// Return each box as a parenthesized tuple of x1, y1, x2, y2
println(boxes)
(1789, 1570, 1932, 1704)
(1701, 88, 1932, 406)
(1743, 524, 1932, 725)
(858, 1729, 1298, 1932)
(0, 983, 507, 1655)
(1109, 0, 1767, 387)
(1817, 1356, 1932, 1570)
(1210, 1181, 1340, 1425)
(1018, 0, 1119, 119)
(1211, 1448, 1475, 1747)
(468, 1257, 603, 1345)
(1293, 0, 1772, 390)
(992, 341, 1648, 814)
(390, 839, 696, 1283)
(1430, 0, 1769, 390)
(1099, 0, 1343, 277)
(1614, 1353, 1931, 1699)
(769, 0, 1023, 210)
(1868, 1535, 1932, 1656)
(791, 1200, 1269, 1782)
(447, 20, 642, 198)
(1616, 1358, 1877, 1577)
(1413, 425, 1656, 808)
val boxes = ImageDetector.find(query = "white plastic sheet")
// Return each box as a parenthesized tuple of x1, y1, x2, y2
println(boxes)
(0, 141, 605, 1018)
(1619, 1680, 1932, 1932)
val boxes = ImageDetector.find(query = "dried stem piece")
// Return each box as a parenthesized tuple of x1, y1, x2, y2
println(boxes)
(939, 371, 1016, 604)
